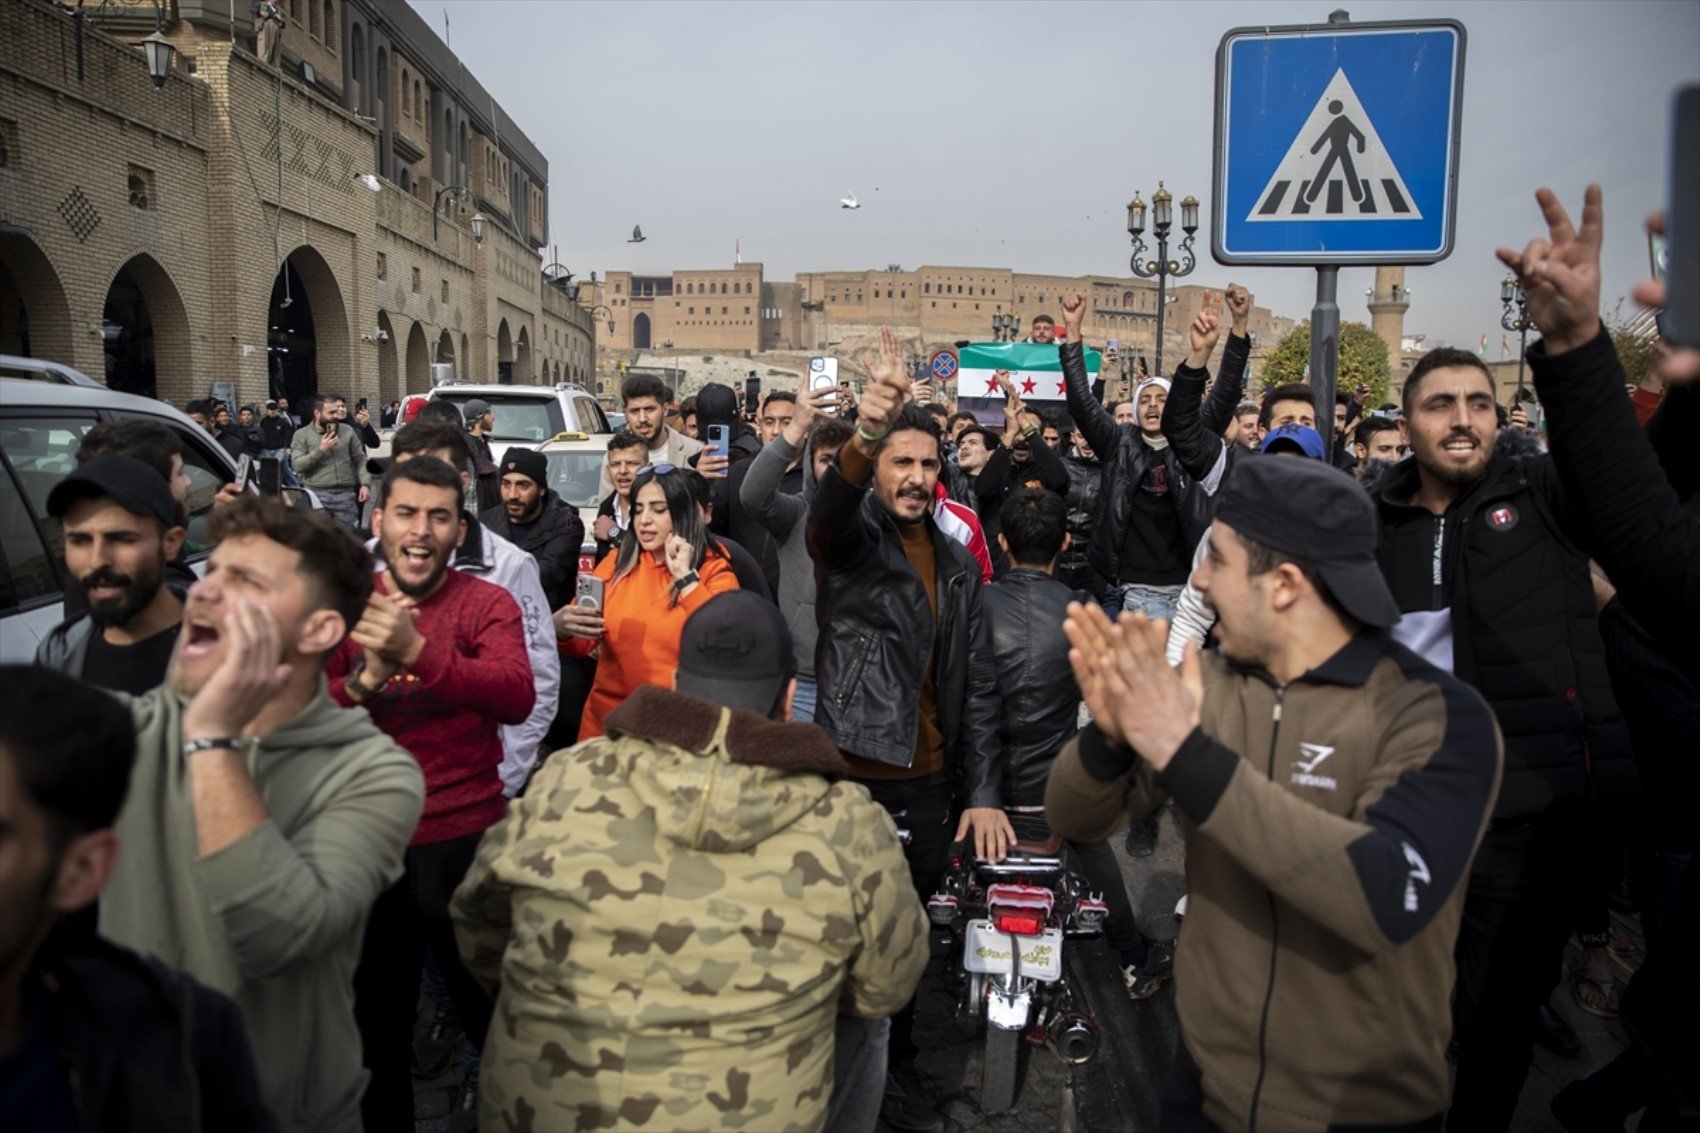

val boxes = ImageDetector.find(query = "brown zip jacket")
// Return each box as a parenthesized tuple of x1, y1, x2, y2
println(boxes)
(1046, 631, 1502, 1132)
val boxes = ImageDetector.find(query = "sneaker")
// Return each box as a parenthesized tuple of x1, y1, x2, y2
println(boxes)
(880, 1065, 945, 1133)
(1123, 811, 1160, 857)
(1122, 938, 1176, 1001)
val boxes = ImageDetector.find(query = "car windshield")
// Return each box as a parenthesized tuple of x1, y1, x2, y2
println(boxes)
(435, 394, 564, 443)
(544, 450, 606, 508)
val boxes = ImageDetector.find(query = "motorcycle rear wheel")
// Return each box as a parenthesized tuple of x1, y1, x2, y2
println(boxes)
(981, 1023, 1025, 1112)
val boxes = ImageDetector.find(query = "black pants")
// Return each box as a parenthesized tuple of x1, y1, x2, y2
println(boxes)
(1069, 837, 1145, 964)
(1447, 817, 1586, 1132)
(354, 831, 494, 1130)
(856, 772, 954, 1070)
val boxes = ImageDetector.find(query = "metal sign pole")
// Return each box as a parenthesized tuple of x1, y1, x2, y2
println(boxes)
(1309, 265, 1340, 462)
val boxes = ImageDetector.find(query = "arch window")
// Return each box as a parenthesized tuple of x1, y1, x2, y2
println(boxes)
(323, 0, 336, 50)
(307, 0, 320, 38)
(401, 69, 411, 115)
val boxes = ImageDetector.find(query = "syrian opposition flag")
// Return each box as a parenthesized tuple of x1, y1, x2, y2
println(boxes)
(957, 342, 1101, 427)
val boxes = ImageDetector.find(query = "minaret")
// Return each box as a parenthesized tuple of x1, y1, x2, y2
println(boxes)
(1367, 266, 1409, 379)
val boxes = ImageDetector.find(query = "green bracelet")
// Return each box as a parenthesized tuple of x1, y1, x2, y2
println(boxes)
(857, 424, 891, 444)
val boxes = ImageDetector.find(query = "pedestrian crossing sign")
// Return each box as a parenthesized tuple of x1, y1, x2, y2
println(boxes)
(1212, 19, 1466, 265)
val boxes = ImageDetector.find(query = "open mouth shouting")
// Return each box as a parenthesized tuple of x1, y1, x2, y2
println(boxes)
(179, 616, 223, 661)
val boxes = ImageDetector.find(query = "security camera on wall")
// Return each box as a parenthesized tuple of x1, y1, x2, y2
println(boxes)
(354, 173, 382, 193)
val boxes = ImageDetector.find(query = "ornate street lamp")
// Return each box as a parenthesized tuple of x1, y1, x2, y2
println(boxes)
(991, 313, 1019, 343)
(1126, 181, 1198, 377)
(433, 185, 484, 245)
(1501, 274, 1534, 388)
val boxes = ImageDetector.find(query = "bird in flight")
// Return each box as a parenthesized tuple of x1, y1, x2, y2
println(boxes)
(628, 225, 646, 243)
(840, 194, 860, 210)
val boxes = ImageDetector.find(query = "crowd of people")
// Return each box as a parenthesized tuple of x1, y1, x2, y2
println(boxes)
(3, 184, 1694, 1133)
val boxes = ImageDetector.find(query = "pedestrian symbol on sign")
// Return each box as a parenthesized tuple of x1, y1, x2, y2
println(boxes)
(1249, 70, 1422, 222)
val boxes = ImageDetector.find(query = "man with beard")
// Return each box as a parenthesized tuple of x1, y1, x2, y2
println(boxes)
(600, 374, 703, 496)
(0, 666, 276, 1133)
(1027, 313, 1056, 344)
(98, 496, 426, 1133)
(1370, 346, 1635, 1130)
(37, 456, 186, 694)
(478, 448, 583, 610)
(210, 404, 252, 462)
(289, 393, 370, 532)
(327, 456, 534, 1130)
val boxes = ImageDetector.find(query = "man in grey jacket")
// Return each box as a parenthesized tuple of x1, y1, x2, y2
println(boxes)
(289, 393, 371, 531)
(99, 496, 425, 1133)
(738, 384, 851, 722)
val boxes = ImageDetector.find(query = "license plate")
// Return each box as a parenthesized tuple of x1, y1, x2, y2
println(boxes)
(963, 920, 1063, 982)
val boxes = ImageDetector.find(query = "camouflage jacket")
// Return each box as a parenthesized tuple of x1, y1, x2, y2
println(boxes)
(451, 685, 928, 1132)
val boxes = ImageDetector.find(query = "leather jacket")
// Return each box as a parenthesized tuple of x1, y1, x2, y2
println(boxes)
(1056, 454, 1102, 591)
(1060, 342, 1214, 585)
(807, 456, 1003, 807)
(982, 568, 1092, 806)
(480, 490, 585, 610)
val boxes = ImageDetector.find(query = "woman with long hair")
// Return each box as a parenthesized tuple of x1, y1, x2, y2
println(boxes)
(554, 464, 738, 738)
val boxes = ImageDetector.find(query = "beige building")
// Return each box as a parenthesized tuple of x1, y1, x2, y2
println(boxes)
(0, 0, 595, 410)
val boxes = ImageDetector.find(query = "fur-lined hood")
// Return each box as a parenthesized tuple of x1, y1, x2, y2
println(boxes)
(1361, 425, 1546, 501)
(602, 685, 847, 853)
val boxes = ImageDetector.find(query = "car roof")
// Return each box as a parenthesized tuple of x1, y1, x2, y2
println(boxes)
(535, 433, 608, 452)
(0, 377, 207, 428)
(429, 384, 592, 398)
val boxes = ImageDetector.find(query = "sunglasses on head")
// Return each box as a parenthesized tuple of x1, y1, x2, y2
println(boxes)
(636, 463, 679, 477)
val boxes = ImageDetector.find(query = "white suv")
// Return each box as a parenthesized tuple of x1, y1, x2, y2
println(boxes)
(428, 383, 610, 467)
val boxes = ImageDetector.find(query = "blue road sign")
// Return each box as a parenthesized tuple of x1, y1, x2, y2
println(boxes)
(929, 349, 959, 381)
(1213, 19, 1466, 265)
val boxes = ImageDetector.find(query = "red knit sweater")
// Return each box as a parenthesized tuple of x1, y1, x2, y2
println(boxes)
(329, 569, 534, 845)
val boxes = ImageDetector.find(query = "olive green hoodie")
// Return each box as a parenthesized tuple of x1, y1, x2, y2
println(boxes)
(101, 680, 425, 1133)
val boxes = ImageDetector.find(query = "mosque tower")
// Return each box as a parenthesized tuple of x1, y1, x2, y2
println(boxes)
(1366, 265, 1410, 385)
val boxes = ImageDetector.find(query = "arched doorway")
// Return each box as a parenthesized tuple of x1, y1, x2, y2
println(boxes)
(100, 255, 190, 399)
(515, 326, 532, 386)
(375, 310, 399, 405)
(0, 232, 75, 365)
(632, 312, 651, 350)
(435, 328, 455, 383)
(267, 246, 350, 406)
(496, 318, 514, 385)
(404, 320, 429, 394)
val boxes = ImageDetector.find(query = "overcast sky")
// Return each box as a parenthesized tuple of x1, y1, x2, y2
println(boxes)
(417, 0, 1697, 352)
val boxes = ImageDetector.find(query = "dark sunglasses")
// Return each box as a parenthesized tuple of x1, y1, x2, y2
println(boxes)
(636, 463, 679, 476)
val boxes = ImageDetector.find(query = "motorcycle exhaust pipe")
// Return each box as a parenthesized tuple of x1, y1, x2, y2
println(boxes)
(1048, 1011, 1099, 1064)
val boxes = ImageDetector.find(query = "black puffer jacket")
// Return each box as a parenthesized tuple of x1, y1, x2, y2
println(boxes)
(1061, 341, 1214, 585)
(1056, 454, 1103, 594)
(982, 568, 1093, 805)
(480, 490, 585, 610)
(1371, 428, 1634, 821)
(808, 455, 1002, 807)
(37, 933, 277, 1132)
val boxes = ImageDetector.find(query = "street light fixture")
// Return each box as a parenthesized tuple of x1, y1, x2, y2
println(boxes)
(1127, 180, 1198, 377)
(433, 185, 484, 245)
(991, 313, 1019, 343)
(141, 30, 176, 87)
(1500, 274, 1535, 388)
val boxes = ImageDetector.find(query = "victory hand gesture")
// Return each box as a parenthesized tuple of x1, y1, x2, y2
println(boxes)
(1496, 185, 1603, 355)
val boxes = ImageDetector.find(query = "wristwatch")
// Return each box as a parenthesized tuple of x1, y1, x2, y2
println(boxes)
(345, 656, 384, 701)
(674, 569, 700, 589)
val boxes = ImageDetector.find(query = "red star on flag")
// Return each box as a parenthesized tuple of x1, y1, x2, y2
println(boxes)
(1055, 379, 1069, 396)
(1020, 377, 1037, 395)
(984, 375, 1002, 394)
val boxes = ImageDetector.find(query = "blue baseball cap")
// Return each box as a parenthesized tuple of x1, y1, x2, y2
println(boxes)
(1260, 424, 1325, 459)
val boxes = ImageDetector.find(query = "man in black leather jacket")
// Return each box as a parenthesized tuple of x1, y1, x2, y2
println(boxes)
(982, 489, 1167, 999)
(808, 327, 1007, 1133)
(1053, 416, 1106, 597)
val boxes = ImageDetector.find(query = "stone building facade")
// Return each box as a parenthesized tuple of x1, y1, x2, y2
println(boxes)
(0, 0, 594, 411)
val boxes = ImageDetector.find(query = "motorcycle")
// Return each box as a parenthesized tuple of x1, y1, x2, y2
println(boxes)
(926, 807, 1108, 1112)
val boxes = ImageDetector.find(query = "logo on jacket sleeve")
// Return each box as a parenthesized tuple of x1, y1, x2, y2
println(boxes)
(1402, 842, 1432, 913)
(1486, 504, 1519, 531)
(1289, 743, 1337, 790)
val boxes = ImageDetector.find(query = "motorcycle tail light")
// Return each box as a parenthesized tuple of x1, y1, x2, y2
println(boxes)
(991, 908, 1046, 937)
(926, 894, 958, 926)
(1073, 895, 1109, 932)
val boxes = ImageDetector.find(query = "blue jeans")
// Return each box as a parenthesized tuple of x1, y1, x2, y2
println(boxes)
(792, 676, 818, 723)
(1101, 582, 1183, 623)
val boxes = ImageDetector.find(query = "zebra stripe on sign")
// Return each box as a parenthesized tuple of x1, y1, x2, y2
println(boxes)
(1248, 69, 1422, 223)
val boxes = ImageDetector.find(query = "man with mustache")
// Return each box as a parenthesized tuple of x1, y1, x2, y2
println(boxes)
(478, 447, 583, 610)
(1370, 346, 1635, 1129)
(326, 456, 535, 1129)
(36, 456, 186, 694)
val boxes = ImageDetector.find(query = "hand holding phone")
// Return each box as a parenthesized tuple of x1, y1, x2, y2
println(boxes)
(574, 573, 604, 612)
(234, 453, 252, 493)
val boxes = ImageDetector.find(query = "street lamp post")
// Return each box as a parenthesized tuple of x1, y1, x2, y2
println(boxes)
(1126, 182, 1198, 378)
(433, 185, 485, 245)
(991, 313, 1019, 343)
(1500, 275, 1535, 389)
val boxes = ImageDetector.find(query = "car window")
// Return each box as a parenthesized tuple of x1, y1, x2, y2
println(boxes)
(0, 415, 93, 608)
(573, 397, 609, 433)
(544, 450, 607, 509)
(166, 425, 233, 556)
(436, 394, 564, 442)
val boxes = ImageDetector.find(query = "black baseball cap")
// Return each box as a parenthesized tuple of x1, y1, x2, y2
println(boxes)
(1213, 457, 1399, 628)
(47, 455, 181, 529)
(675, 591, 796, 716)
